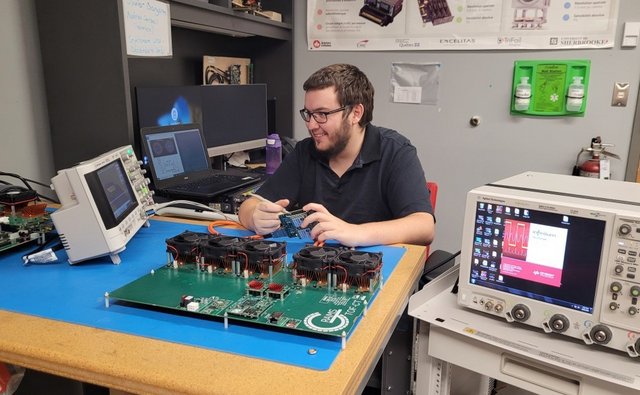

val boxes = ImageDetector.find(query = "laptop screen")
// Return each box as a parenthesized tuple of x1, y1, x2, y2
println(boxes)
(143, 126, 210, 181)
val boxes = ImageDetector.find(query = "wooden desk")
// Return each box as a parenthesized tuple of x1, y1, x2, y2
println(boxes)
(0, 217, 426, 395)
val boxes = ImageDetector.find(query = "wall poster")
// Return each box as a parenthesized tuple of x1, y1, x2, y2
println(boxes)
(307, 0, 619, 51)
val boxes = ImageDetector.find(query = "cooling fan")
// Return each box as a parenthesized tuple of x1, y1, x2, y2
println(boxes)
(165, 231, 208, 261)
(243, 239, 287, 260)
(335, 250, 383, 286)
(200, 235, 245, 259)
(293, 246, 342, 273)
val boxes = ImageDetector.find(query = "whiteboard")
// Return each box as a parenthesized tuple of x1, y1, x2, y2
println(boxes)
(122, 0, 172, 57)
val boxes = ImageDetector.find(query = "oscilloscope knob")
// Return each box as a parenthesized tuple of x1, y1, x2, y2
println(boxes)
(511, 304, 530, 322)
(619, 224, 633, 236)
(630, 286, 640, 298)
(610, 282, 623, 293)
(549, 314, 569, 333)
(589, 325, 612, 344)
(614, 265, 624, 274)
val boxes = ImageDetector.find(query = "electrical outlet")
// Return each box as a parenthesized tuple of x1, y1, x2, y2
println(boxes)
(612, 82, 630, 107)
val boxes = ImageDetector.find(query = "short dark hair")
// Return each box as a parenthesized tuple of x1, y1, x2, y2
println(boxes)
(303, 64, 374, 127)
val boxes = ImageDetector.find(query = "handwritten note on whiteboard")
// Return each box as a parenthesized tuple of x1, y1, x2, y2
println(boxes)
(123, 0, 172, 57)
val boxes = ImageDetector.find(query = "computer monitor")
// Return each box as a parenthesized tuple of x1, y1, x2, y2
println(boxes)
(201, 84, 268, 157)
(135, 86, 203, 129)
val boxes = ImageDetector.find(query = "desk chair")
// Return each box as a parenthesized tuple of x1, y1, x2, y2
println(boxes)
(365, 182, 447, 395)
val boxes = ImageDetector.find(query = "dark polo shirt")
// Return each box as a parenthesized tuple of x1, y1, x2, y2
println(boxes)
(257, 124, 433, 224)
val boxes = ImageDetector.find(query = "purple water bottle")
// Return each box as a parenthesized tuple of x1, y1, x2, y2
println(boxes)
(265, 133, 282, 175)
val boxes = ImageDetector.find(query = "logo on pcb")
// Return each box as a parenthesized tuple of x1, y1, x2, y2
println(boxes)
(304, 310, 349, 333)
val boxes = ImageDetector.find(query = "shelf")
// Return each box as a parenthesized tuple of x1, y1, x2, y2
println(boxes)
(170, 0, 292, 40)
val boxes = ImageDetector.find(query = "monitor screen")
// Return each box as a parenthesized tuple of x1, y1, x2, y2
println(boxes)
(201, 84, 268, 156)
(467, 202, 606, 313)
(84, 160, 138, 230)
(136, 86, 203, 129)
(143, 126, 210, 181)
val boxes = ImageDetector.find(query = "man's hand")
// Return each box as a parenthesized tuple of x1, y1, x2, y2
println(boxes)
(239, 197, 289, 235)
(301, 203, 435, 247)
(302, 203, 362, 247)
(250, 198, 289, 235)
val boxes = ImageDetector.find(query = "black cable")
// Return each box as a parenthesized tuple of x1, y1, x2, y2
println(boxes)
(0, 172, 59, 203)
(36, 193, 60, 204)
(21, 177, 51, 189)
(0, 172, 34, 190)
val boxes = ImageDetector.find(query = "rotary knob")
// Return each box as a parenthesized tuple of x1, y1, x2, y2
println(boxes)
(619, 224, 632, 236)
(631, 286, 640, 297)
(614, 265, 624, 274)
(589, 325, 612, 344)
(549, 314, 569, 333)
(629, 307, 638, 316)
(610, 282, 622, 293)
(484, 301, 494, 311)
(511, 304, 530, 322)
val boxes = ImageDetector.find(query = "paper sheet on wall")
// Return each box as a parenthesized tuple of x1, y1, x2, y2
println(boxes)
(123, 0, 173, 57)
(307, 0, 619, 51)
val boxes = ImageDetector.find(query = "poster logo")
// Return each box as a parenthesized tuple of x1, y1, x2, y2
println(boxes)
(311, 40, 333, 49)
(497, 37, 522, 46)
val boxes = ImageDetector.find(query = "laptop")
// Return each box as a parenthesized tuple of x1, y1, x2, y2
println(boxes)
(140, 123, 260, 200)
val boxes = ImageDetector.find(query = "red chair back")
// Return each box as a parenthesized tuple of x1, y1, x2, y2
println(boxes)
(427, 181, 438, 213)
(425, 181, 438, 254)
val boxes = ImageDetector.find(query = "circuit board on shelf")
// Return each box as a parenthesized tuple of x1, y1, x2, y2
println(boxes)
(0, 189, 54, 253)
(109, 231, 383, 337)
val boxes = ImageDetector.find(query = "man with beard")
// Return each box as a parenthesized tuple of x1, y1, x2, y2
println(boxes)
(238, 64, 434, 247)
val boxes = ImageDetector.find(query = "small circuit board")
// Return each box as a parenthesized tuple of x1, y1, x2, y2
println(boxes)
(276, 209, 317, 239)
(0, 187, 53, 253)
(109, 231, 383, 337)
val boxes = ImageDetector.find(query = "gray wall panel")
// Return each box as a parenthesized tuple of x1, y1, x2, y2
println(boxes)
(294, 2, 640, 253)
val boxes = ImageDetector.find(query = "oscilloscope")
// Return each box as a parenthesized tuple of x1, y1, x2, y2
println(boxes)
(457, 172, 640, 357)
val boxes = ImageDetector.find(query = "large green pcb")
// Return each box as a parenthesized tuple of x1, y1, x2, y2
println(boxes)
(109, 238, 381, 337)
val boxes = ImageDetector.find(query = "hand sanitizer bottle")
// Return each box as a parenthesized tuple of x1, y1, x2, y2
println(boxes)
(514, 77, 531, 111)
(566, 76, 584, 112)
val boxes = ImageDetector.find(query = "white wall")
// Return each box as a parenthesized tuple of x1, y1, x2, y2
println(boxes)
(294, 2, 640, 253)
(0, 0, 54, 190)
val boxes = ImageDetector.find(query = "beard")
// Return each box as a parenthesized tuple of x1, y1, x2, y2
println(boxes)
(314, 117, 351, 160)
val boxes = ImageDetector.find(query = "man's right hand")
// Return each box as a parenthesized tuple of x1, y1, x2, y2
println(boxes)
(240, 197, 289, 235)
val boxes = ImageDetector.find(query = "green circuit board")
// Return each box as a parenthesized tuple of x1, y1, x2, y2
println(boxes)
(109, 232, 383, 337)
(0, 203, 53, 253)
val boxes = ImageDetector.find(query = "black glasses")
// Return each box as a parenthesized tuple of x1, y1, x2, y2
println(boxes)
(299, 106, 348, 124)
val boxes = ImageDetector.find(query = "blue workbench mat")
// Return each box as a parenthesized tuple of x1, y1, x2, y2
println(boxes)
(0, 219, 406, 371)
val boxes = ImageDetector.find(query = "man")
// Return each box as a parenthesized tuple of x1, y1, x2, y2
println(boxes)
(239, 64, 434, 247)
